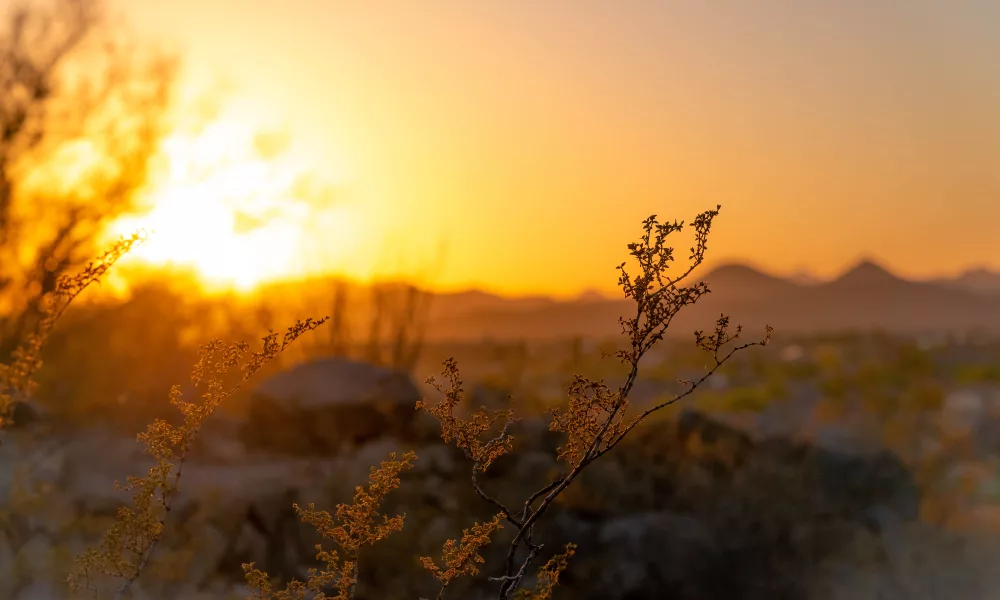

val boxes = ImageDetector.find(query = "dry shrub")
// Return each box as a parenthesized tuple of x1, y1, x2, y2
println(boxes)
(240, 206, 769, 599)
(411, 207, 770, 598)
(0, 206, 767, 599)
(0, 232, 144, 430)
(243, 452, 416, 600)
(68, 317, 327, 598)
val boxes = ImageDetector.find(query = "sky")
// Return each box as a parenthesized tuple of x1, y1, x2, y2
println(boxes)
(108, 0, 1000, 297)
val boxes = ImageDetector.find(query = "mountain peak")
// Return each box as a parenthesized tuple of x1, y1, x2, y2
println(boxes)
(833, 259, 904, 286)
(704, 262, 780, 281)
(576, 288, 611, 302)
(700, 262, 798, 299)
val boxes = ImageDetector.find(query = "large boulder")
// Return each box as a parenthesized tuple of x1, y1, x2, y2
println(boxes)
(241, 357, 431, 455)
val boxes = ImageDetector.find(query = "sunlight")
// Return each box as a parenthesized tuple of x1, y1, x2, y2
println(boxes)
(109, 116, 359, 293)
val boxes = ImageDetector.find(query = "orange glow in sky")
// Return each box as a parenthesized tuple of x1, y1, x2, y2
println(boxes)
(108, 1, 1000, 297)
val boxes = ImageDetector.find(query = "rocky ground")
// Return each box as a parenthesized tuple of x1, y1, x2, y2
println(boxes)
(5, 405, 1000, 600)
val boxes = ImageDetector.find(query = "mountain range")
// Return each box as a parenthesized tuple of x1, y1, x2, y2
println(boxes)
(422, 262, 1000, 341)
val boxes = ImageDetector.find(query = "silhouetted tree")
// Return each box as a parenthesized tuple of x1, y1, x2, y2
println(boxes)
(0, 0, 175, 359)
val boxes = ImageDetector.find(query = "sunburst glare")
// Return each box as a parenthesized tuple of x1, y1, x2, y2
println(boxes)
(109, 116, 359, 293)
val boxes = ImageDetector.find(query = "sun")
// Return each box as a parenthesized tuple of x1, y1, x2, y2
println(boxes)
(108, 117, 359, 293)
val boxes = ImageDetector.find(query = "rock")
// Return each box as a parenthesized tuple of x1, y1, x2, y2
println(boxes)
(411, 443, 458, 477)
(551, 410, 922, 599)
(512, 450, 557, 483)
(241, 357, 429, 455)
(0, 403, 950, 600)
(596, 512, 718, 598)
(193, 486, 312, 585)
(182, 521, 231, 585)
(0, 536, 14, 599)
(14, 533, 51, 581)
(4, 401, 42, 429)
(14, 581, 60, 600)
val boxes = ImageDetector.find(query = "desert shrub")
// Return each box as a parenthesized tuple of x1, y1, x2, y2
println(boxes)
(0, 233, 144, 429)
(0, 207, 767, 599)
(67, 316, 327, 598)
(226, 207, 769, 599)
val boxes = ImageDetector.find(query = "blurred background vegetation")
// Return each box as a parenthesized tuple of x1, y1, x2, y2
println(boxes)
(3, 1, 1000, 599)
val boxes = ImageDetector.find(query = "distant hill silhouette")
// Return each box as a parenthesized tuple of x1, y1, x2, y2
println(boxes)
(427, 289, 555, 318)
(423, 261, 1000, 341)
(827, 259, 907, 289)
(932, 267, 1000, 295)
(700, 263, 798, 301)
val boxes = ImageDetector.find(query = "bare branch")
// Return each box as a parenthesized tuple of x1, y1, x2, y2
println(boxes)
(418, 206, 771, 599)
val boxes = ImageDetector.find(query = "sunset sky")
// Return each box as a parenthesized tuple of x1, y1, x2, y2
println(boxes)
(110, 0, 999, 297)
